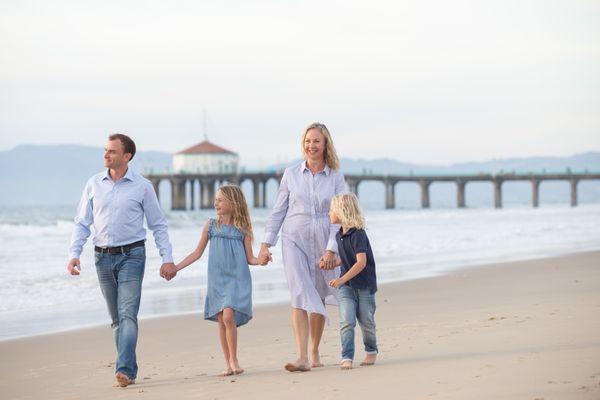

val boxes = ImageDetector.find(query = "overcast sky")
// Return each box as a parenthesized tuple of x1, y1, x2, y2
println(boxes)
(1, 0, 599, 166)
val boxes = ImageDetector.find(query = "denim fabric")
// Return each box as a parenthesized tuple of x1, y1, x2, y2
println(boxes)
(338, 285, 378, 361)
(95, 245, 145, 379)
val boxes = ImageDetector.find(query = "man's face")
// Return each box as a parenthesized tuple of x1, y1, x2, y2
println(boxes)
(103, 139, 130, 169)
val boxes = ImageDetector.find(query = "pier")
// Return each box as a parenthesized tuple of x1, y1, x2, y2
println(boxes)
(145, 171, 600, 210)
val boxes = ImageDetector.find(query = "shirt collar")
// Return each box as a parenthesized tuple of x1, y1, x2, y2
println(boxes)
(339, 227, 357, 237)
(102, 168, 134, 182)
(123, 167, 134, 181)
(301, 160, 330, 176)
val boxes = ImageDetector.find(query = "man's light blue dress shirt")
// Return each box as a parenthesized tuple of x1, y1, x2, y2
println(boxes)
(69, 168, 173, 263)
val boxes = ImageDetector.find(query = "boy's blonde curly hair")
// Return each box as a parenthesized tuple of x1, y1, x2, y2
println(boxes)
(330, 193, 365, 230)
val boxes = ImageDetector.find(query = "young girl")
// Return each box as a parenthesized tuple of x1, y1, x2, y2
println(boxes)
(325, 193, 378, 370)
(171, 184, 262, 376)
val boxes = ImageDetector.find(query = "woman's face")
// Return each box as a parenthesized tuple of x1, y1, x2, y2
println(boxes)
(304, 128, 326, 162)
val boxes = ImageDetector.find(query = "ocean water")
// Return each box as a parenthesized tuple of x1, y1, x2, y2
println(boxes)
(0, 203, 599, 341)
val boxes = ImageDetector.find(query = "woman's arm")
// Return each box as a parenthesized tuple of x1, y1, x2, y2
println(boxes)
(244, 235, 261, 265)
(263, 169, 290, 247)
(175, 220, 210, 272)
(322, 172, 347, 268)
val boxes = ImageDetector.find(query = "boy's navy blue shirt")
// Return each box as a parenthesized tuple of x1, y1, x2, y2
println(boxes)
(335, 228, 377, 293)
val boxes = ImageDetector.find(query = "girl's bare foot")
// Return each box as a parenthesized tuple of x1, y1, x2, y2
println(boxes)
(311, 352, 324, 368)
(360, 354, 377, 366)
(340, 360, 353, 370)
(218, 368, 234, 377)
(284, 359, 311, 372)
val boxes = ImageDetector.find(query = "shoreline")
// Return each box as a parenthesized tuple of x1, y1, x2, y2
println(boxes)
(1, 250, 600, 399)
(1, 248, 598, 343)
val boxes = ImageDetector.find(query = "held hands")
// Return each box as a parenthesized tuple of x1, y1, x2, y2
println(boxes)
(67, 258, 81, 276)
(160, 262, 178, 281)
(257, 244, 273, 266)
(319, 250, 337, 270)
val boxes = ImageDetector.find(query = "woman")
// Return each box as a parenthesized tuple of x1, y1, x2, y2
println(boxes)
(258, 122, 346, 372)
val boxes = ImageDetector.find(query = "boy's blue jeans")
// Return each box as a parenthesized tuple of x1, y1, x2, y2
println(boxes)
(94, 246, 145, 380)
(338, 285, 378, 362)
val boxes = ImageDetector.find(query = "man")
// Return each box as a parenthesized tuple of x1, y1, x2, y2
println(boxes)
(67, 133, 175, 388)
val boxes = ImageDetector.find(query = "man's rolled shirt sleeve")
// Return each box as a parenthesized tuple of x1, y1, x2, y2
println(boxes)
(69, 180, 93, 260)
(143, 181, 174, 263)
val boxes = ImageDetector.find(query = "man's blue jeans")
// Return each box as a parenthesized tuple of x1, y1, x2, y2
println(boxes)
(95, 246, 145, 379)
(338, 285, 378, 362)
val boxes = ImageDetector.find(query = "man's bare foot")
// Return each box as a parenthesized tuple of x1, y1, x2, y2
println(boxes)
(284, 359, 311, 372)
(218, 368, 234, 377)
(115, 372, 135, 387)
(360, 354, 377, 366)
(340, 360, 353, 370)
(311, 352, 324, 368)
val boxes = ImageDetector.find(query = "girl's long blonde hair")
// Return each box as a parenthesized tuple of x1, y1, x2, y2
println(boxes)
(330, 193, 365, 230)
(301, 122, 340, 170)
(216, 184, 254, 241)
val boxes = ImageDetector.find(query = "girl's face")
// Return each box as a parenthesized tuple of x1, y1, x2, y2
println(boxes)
(304, 128, 326, 163)
(214, 190, 232, 216)
(329, 206, 341, 224)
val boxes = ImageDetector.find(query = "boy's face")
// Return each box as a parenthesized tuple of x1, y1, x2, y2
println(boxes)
(329, 206, 341, 224)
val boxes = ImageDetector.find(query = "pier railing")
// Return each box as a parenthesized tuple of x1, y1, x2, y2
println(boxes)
(145, 171, 600, 210)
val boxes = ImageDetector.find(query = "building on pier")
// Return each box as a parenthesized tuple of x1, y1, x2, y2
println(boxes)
(173, 140, 238, 174)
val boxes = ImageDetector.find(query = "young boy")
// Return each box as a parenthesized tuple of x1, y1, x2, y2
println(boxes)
(324, 193, 378, 370)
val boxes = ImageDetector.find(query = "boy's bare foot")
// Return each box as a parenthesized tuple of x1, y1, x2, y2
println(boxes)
(115, 372, 135, 387)
(340, 360, 353, 370)
(360, 354, 377, 366)
(218, 368, 234, 377)
(284, 359, 311, 372)
(311, 352, 324, 368)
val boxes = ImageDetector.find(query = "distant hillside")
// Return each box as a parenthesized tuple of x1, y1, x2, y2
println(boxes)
(1, 144, 599, 206)
(0, 145, 171, 206)
(269, 153, 600, 175)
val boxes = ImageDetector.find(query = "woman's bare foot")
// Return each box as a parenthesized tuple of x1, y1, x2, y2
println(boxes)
(218, 368, 234, 377)
(229, 359, 244, 375)
(360, 354, 377, 366)
(311, 352, 324, 368)
(284, 359, 311, 372)
(340, 360, 353, 370)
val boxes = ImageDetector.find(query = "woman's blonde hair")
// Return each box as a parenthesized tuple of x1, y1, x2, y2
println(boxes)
(301, 122, 340, 170)
(216, 184, 254, 241)
(330, 193, 365, 230)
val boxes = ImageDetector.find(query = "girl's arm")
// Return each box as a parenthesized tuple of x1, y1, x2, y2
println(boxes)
(244, 235, 260, 266)
(329, 253, 366, 288)
(175, 221, 210, 272)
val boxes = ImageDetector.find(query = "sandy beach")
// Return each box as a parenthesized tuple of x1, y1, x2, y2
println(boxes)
(1, 251, 599, 400)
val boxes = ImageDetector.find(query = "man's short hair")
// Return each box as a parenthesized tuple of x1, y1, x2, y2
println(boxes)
(108, 133, 136, 160)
